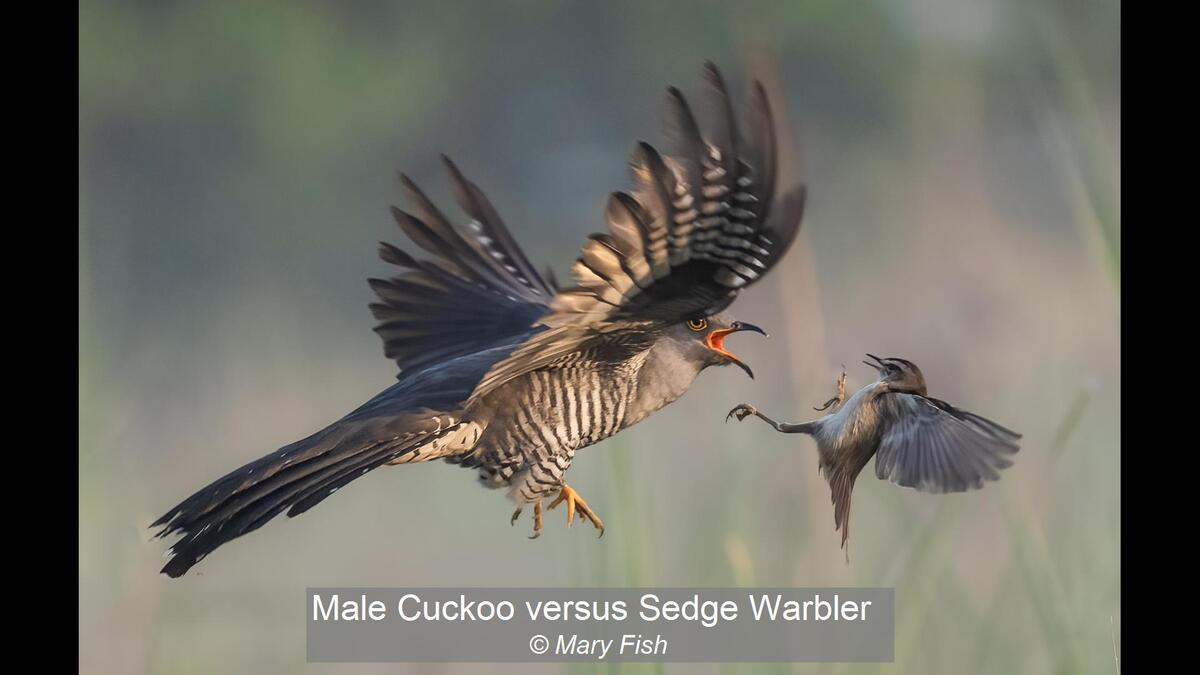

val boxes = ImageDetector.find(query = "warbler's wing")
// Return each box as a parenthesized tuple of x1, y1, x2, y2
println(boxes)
(874, 394, 1021, 493)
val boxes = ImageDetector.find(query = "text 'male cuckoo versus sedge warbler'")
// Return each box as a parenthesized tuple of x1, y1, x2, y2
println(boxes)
(153, 63, 804, 577)
(727, 356, 1020, 559)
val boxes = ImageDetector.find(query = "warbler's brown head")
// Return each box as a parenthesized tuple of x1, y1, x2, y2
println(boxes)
(863, 354, 928, 396)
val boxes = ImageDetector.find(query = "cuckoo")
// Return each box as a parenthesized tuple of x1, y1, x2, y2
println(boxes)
(153, 63, 806, 577)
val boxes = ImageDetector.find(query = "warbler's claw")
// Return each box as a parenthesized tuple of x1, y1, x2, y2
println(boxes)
(814, 367, 848, 411)
(726, 403, 757, 422)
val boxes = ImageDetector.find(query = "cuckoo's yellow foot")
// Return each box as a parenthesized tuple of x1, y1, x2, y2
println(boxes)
(549, 480, 604, 533)
(549, 484, 605, 537)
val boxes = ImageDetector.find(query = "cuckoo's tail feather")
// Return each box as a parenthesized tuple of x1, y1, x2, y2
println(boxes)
(152, 411, 471, 578)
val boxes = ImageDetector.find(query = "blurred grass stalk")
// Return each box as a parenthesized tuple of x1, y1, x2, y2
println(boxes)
(79, 183, 91, 459)
(1033, 8, 1120, 286)
(566, 437, 664, 675)
(607, 438, 657, 591)
(992, 370, 1100, 674)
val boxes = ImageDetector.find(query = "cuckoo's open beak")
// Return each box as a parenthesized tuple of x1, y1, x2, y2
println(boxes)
(707, 321, 767, 379)
(862, 353, 885, 373)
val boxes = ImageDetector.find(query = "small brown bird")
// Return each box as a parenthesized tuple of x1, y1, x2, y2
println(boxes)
(727, 355, 1020, 557)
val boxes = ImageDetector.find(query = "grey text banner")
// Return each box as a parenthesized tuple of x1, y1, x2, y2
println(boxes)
(307, 587, 894, 663)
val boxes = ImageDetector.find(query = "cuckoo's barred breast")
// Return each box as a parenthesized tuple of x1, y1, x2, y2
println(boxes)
(454, 351, 648, 501)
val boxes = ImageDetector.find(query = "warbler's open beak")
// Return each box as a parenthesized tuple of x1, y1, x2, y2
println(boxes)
(862, 353, 885, 373)
(707, 321, 768, 379)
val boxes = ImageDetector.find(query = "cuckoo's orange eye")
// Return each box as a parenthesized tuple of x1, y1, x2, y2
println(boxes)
(687, 318, 708, 331)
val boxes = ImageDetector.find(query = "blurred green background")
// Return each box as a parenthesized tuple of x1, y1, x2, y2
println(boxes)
(79, 1, 1119, 673)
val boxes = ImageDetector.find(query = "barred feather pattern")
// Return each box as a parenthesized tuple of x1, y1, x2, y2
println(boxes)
(455, 344, 652, 503)
(545, 62, 804, 327)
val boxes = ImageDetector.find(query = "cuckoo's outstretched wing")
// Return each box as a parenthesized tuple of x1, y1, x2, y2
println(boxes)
(874, 394, 1021, 494)
(470, 63, 804, 400)
(545, 62, 806, 328)
(370, 156, 555, 380)
(467, 322, 659, 404)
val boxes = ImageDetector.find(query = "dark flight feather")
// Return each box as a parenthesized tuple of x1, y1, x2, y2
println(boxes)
(371, 161, 554, 378)
(153, 415, 440, 577)
(153, 322, 534, 577)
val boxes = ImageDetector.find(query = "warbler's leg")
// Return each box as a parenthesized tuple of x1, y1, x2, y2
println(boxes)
(726, 404, 815, 435)
(814, 365, 848, 412)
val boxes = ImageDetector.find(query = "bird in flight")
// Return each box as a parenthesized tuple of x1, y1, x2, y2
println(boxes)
(153, 63, 806, 577)
(727, 355, 1020, 557)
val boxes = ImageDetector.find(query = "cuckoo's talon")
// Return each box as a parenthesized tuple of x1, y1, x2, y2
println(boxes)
(527, 499, 543, 539)
(548, 489, 576, 526)
(548, 484, 604, 536)
(510, 507, 522, 526)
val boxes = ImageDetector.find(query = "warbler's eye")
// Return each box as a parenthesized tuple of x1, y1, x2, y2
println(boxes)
(687, 318, 708, 331)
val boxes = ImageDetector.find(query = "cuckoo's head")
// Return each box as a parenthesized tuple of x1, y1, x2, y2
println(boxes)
(864, 354, 928, 395)
(665, 311, 767, 379)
